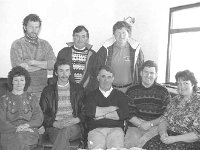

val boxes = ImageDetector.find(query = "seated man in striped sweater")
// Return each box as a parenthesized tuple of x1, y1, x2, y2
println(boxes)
(125, 60, 171, 148)
(40, 59, 85, 150)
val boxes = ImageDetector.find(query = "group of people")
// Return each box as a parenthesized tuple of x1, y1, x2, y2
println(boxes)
(0, 13, 200, 150)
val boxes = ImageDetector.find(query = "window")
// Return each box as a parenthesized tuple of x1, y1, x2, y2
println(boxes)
(166, 2, 200, 85)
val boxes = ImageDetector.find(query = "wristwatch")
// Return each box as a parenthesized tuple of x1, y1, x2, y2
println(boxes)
(150, 122, 154, 127)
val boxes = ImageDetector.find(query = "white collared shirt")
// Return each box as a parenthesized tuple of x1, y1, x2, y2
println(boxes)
(99, 87, 113, 98)
(74, 45, 86, 50)
(57, 81, 69, 88)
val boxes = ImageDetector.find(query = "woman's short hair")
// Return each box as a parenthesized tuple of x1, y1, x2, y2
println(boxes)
(175, 69, 198, 92)
(113, 21, 132, 35)
(7, 66, 31, 92)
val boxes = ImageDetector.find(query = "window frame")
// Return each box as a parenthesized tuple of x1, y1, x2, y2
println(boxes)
(165, 2, 200, 83)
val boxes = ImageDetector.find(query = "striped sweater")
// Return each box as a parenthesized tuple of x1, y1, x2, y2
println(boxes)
(126, 82, 170, 124)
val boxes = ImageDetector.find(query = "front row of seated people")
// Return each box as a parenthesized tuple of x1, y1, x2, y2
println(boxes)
(1, 60, 200, 150)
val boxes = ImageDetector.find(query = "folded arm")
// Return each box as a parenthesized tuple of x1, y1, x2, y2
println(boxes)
(27, 60, 48, 69)
(10, 40, 55, 71)
(20, 63, 41, 72)
(95, 106, 118, 118)
(104, 110, 119, 120)
(173, 132, 199, 143)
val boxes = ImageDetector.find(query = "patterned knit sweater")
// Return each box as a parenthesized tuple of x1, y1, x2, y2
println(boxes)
(126, 82, 170, 125)
(72, 46, 88, 83)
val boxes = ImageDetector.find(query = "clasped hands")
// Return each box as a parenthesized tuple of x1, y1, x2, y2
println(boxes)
(53, 117, 80, 129)
(16, 123, 33, 132)
(138, 120, 153, 131)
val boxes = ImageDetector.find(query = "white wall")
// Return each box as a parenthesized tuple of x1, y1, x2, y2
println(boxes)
(0, 0, 199, 82)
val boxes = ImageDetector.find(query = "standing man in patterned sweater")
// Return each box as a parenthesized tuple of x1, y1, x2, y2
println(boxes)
(10, 14, 56, 100)
(56, 25, 97, 94)
(124, 60, 171, 148)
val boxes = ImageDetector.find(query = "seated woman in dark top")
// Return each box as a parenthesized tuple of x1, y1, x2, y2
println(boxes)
(0, 66, 43, 150)
(143, 70, 200, 150)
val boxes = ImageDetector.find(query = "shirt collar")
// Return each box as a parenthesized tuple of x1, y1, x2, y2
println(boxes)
(99, 87, 113, 98)
(141, 82, 155, 88)
(57, 81, 69, 87)
(74, 45, 86, 50)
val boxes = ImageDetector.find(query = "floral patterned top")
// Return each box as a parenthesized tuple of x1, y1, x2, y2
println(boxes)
(163, 93, 200, 137)
(0, 92, 43, 133)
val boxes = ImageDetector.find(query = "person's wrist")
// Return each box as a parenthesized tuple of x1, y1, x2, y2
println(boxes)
(25, 123, 30, 128)
(150, 121, 154, 127)
(104, 114, 107, 118)
(160, 132, 168, 138)
(137, 122, 142, 128)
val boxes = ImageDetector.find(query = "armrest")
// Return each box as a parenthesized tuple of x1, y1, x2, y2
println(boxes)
(0, 78, 8, 97)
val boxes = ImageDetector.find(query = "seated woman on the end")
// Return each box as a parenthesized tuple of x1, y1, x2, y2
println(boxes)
(143, 70, 200, 150)
(0, 66, 43, 150)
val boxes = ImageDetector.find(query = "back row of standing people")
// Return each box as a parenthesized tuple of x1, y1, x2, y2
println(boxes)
(10, 13, 144, 97)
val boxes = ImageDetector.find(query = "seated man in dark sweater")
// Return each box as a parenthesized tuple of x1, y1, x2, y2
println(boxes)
(84, 65, 129, 149)
(124, 60, 171, 148)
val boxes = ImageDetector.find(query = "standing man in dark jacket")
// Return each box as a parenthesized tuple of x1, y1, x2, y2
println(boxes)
(57, 25, 98, 94)
(39, 59, 85, 150)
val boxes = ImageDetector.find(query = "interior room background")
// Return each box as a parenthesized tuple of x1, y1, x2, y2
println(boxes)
(0, 0, 199, 83)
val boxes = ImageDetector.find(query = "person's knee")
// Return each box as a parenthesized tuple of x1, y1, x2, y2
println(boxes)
(107, 128, 124, 148)
(60, 127, 70, 139)
(124, 128, 143, 148)
(87, 130, 106, 149)
(126, 127, 143, 139)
